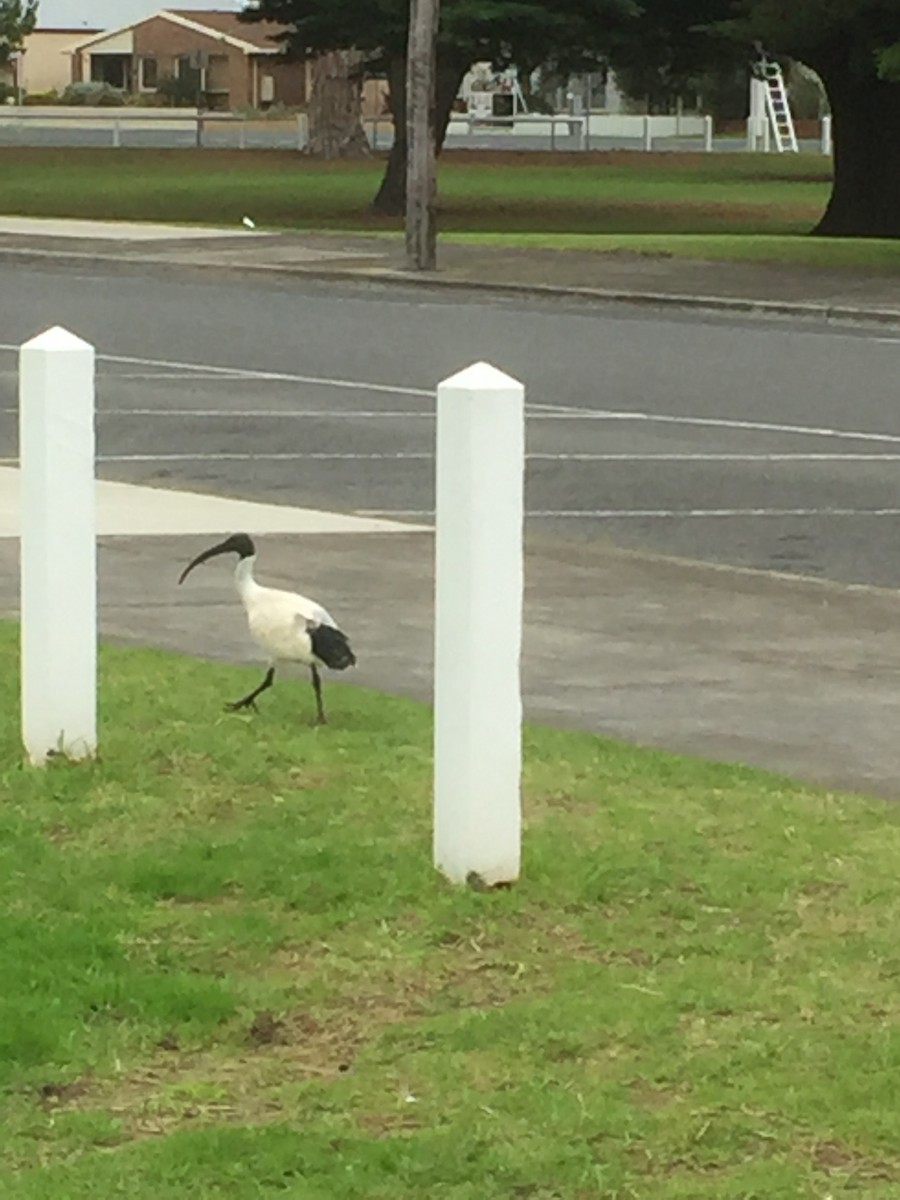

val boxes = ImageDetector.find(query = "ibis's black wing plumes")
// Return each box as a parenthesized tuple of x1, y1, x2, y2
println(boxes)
(309, 623, 356, 671)
(178, 533, 256, 584)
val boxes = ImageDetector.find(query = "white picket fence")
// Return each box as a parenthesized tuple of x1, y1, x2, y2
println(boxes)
(0, 107, 834, 155)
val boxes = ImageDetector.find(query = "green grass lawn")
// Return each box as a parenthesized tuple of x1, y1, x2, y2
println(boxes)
(3, 622, 900, 1197)
(0, 146, 854, 261)
(446, 231, 900, 269)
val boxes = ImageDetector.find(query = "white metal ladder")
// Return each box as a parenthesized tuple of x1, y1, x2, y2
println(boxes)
(760, 59, 798, 152)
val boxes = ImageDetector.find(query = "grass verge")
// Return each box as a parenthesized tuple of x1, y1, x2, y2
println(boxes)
(445, 231, 900, 270)
(2, 622, 900, 1198)
(0, 146, 862, 265)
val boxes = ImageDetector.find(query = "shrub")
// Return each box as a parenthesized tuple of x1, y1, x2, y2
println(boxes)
(60, 82, 126, 107)
(154, 73, 198, 108)
(23, 89, 61, 106)
(122, 91, 169, 108)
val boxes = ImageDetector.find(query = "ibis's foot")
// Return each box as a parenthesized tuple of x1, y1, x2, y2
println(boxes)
(225, 667, 275, 714)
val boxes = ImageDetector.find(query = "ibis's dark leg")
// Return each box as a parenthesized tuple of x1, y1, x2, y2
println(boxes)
(311, 665, 327, 725)
(226, 666, 275, 713)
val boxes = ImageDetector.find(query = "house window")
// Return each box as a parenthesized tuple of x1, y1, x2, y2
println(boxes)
(90, 54, 129, 89)
(206, 54, 229, 93)
(176, 55, 203, 102)
(177, 55, 201, 81)
(139, 57, 158, 91)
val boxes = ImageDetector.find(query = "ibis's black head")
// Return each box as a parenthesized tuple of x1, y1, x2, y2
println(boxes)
(178, 533, 256, 585)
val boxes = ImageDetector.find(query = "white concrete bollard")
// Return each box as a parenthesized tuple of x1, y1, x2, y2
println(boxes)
(748, 76, 767, 152)
(821, 114, 832, 156)
(434, 362, 524, 887)
(19, 327, 97, 766)
(704, 114, 713, 153)
(642, 115, 652, 152)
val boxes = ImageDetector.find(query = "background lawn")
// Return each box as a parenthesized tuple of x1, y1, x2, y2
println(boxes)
(0, 147, 866, 268)
(2, 623, 900, 1196)
(8, 145, 899, 269)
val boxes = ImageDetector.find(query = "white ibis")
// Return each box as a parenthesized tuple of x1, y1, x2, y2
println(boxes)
(178, 533, 355, 724)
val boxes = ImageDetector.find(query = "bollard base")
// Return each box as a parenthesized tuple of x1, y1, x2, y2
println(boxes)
(466, 871, 515, 892)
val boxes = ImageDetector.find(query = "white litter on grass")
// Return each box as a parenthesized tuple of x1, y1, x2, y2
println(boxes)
(242, 216, 257, 229)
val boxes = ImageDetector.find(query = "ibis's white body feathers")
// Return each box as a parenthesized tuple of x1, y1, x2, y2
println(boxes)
(235, 558, 337, 667)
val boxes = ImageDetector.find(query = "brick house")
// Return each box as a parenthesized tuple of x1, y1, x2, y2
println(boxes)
(69, 9, 308, 110)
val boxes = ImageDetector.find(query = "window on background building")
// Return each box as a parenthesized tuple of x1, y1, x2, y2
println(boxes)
(206, 54, 228, 93)
(139, 57, 158, 91)
(90, 55, 129, 89)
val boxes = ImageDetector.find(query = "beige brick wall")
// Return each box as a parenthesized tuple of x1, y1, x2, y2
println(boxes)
(69, 17, 307, 110)
(133, 16, 252, 108)
(22, 30, 90, 94)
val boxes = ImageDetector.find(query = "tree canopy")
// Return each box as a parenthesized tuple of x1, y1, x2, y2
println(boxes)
(609, 0, 900, 235)
(243, 0, 900, 236)
(244, 0, 636, 212)
(244, 0, 637, 77)
(0, 0, 37, 67)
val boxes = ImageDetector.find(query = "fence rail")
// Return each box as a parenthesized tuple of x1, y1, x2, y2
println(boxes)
(0, 108, 834, 155)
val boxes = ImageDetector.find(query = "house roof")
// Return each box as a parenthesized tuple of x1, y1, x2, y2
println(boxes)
(69, 9, 287, 56)
(169, 10, 286, 51)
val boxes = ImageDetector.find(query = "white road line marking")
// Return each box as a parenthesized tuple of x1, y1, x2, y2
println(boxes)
(85, 452, 900, 464)
(97, 452, 432, 462)
(358, 507, 900, 519)
(101, 353, 434, 397)
(0, 342, 432, 397)
(6, 403, 900, 449)
(8, 402, 900, 449)
(109, 372, 256, 381)
(3, 343, 900, 448)
(106, 409, 431, 419)
(0, 408, 432, 419)
(523, 453, 900, 461)
(525, 409, 900, 444)
(534, 453, 900, 461)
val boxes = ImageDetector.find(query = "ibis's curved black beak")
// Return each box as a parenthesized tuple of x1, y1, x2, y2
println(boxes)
(178, 533, 256, 584)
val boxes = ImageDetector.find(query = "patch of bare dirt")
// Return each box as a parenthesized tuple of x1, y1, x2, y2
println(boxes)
(626, 1079, 683, 1110)
(247, 1010, 287, 1048)
(810, 1139, 898, 1181)
(31, 912, 660, 1147)
(37, 1079, 91, 1108)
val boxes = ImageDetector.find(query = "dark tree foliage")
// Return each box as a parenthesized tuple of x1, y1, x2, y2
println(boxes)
(241, 0, 636, 213)
(242, 0, 900, 236)
(734, 1, 900, 236)
(0, 0, 37, 67)
(609, 0, 900, 237)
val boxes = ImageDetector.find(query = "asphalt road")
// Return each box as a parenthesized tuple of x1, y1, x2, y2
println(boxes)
(2, 258, 900, 587)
